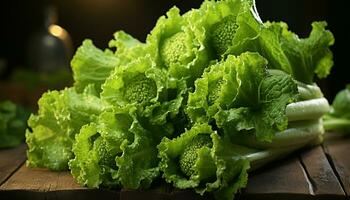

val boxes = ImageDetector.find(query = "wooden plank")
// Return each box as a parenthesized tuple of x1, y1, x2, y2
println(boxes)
(0, 189, 120, 200)
(170, 188, 213, 200)
(300, 146, 346, 199)
(241, 156, 312, 200)
(323, 134, 350, 196)
(0, 164, 81, 191)
(119, 179, 170, 200)
(0, 144, 27, 186)
(0, 163, 120, 200)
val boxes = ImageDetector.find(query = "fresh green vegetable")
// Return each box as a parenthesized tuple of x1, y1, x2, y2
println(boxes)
(158, 120, 324, 199)
(158, 123, 250, 199)
(0, 100, 30, 148)
(71, 40, 119, 93)
(26, 87, 111, 170)
(210, 15, 239, 56)
(179, 134, 215, 178)
(187, 52, 299, 141)
(69, 107, 159, 189)
(200, 0, 262, 58)
(255, 21, 334, 84)
(147, 7, 212, 86)
(101, 55, 186, 127)
(25, 0, 339, 199)
(324, 85, 350, 134)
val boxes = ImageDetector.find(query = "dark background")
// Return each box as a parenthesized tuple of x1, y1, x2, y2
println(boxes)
(1, 0, 348, 101)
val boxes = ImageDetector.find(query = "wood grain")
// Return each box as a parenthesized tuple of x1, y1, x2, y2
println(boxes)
(0, 163, 120, 200)
(241, 155, 312, 200)
(323, 134, 350, 197)
(300, 145, 346, 199)
(0, 144, 27, 186)
(0, 164, 81, 191)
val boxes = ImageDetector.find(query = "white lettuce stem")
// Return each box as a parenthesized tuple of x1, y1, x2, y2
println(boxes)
(245, 144, 305, 171)
(323, 118, 350, 132)
(286, 98, 330, 121)
(231, 119, 323, 149)
(296, 81, 323, 100)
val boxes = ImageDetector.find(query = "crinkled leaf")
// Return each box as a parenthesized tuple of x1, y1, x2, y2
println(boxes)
(158, 123, 250, 199)
(71, 40, 119, 93)
(115, 117, 160, 189)
(70, 107, 160, 189)
(109, 31, 148, 65)
(26, 87, 110, 170)
(147, 7, 212, 85)
(69, 124, 102, 188)
(101, 55, 185, 128)
(257, 21, 334, 84)
(187, 52, 267, 123)
(199, 0, 261, 57)
(188, 52, 298, 141)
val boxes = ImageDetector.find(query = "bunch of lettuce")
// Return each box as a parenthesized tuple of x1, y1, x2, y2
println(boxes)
(26, 0, 338, 199)
(0, 100, 30, 148)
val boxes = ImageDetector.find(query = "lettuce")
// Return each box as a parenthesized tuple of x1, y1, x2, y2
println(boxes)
(255, 21, 334, 84)
(26, 87, 111, 170)
(25, 0, 337, 199)
(0, 101, 30, 148)
(71, 40, 119, 93)
(147, 7, 212, 86)
(187, 52, 298, 141)
(101, 55, 186, 129)
(200, 0, 262, 57)
(72, 31, 147, 94)
(69, 107, 159, 189)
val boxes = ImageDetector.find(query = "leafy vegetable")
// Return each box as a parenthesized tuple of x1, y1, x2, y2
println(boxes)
(147, 7, 212, 86)
(0, 101, 30, 148)
(25, 0, 339, 199)
(158, 123, 250, 199)
(101, 55, 186, 128)
(201, 0, 262, 58)
(254, 21, 335, 84)
(26, 87, 111, 170)
(69, 107, 159, 189)
(158, 119, 325, 199)
(71, 40, 119, 93)
(324, 85, 350, 134)
(187, 52, 299, 141)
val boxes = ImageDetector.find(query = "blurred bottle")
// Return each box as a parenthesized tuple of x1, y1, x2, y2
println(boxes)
(27, 5, 73, 73)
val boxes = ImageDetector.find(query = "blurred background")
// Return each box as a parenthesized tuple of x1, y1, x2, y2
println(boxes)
(0, 0, 348, 109)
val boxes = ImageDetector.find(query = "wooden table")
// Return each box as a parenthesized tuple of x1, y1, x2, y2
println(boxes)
(0, 134, 349, 200)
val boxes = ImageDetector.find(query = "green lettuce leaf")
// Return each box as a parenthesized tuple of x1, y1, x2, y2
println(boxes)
(26, 87, 110, 170)
(146, 6, 212, 86)
(101, 55, 186, 129)
(158, 123, 250, 199)
(187, 52, 298, 141)
(254, 21, 334, 84)
(0, 101, 30, 148)
(71, 40, 119, 93)
(108, 31, 148, 66)
(199, 0, 262, 57)
(69, 124, 105, 188)
(69, 107, 160, 189)
(187, 52, 267, 123)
